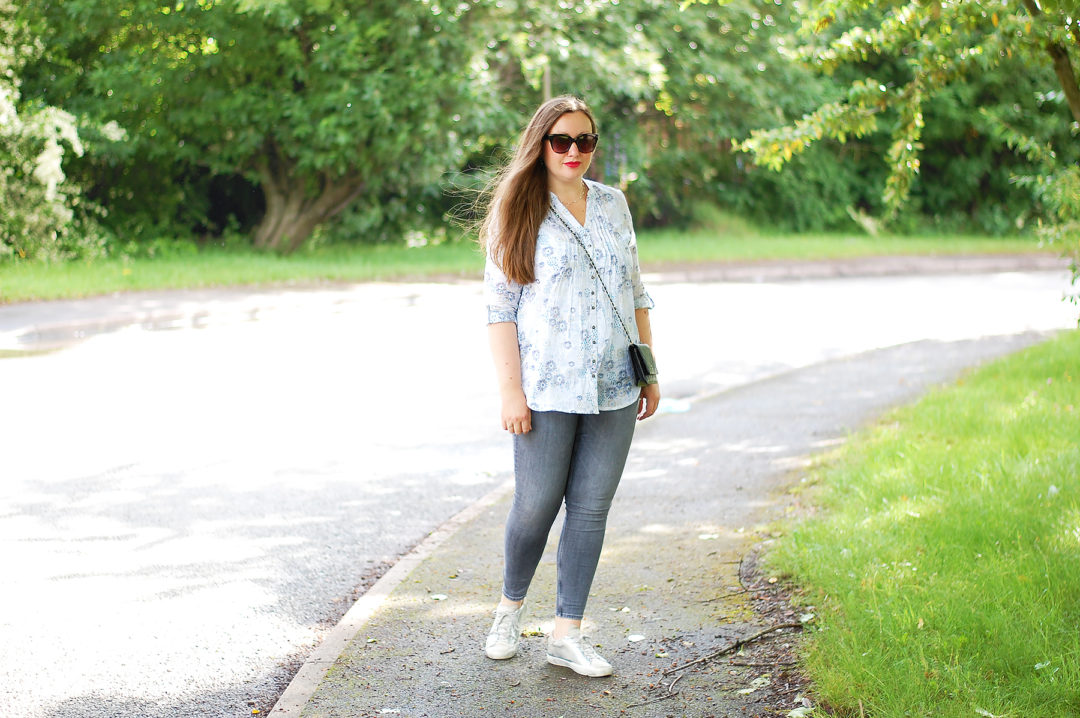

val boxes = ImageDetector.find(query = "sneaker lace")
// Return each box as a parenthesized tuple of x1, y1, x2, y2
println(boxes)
(578, 639, 602, 662)
(491, 611, 516, 641)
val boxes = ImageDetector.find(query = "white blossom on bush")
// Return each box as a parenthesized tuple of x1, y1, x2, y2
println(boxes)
(28, 107, 84, 202)
(0, 0, 102, 261)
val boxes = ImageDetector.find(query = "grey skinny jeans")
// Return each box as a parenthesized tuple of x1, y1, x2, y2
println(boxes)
(501, 402, 637, 620)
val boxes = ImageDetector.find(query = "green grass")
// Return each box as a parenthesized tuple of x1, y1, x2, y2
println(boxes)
(0, 223, 1051, 303)
(0, 241, 485, 303)
(769, 330, 1080, 717)
(641, 227, 1045, 265)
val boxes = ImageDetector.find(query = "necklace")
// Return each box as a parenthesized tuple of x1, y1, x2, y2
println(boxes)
(555, 182, 587, 208)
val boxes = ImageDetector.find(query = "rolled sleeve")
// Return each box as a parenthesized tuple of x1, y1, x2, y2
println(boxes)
(630, 244, 654, 310)
(618, 192, 654, 311)
(484, 253, 522, 324)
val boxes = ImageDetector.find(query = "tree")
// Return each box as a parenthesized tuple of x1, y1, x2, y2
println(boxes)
(458, 0, 869, 231)
(734, 0, 1078, 206)
(447, 0, 670, 188)
(633, 0, 870, 229)
(732, 0, 1079, 300)
(26, 0, 495, 252)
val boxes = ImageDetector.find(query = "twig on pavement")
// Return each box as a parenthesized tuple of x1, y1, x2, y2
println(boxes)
(698, 588, 750, 603)
(625, 691, 678, 710)
(626, 622, 803, 710)
(662, 622, 804, 677)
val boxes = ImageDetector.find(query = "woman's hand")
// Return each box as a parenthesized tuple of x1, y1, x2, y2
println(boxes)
(633, 309, 659, 421)
(637, 382, 660, 421)
(502, 390, 532, 434)
(489, 322, 530, 434)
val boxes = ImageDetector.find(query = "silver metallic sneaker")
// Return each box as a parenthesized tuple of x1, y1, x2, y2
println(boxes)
(546, 627, 613, 677)
(484, 598, 527, 660)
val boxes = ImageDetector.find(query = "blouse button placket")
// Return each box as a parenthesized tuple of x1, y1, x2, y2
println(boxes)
(588, 226, 602, 383)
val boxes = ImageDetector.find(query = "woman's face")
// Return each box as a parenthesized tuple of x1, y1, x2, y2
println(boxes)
(542, 111, 595, 188)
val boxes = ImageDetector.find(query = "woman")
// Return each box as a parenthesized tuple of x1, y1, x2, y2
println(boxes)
(480, 96, 660, 677)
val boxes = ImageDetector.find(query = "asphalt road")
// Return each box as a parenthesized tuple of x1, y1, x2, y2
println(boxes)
(0, 269, 1074, 717)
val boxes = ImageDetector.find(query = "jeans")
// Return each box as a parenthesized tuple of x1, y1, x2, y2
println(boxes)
(501, 402, 637, 620)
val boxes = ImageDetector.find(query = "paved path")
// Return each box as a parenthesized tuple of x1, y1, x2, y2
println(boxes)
(0, 260, 1074, 717)
(293, 334, 1053, 717)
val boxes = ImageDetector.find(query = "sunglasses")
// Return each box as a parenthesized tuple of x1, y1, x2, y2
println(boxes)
(544, 133, 599, 154)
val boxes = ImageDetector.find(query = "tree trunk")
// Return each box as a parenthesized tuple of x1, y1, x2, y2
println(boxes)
(1047, 42, 1080, 124)
(1020, 0, 1080, 124)
(253, 151, 365, 253)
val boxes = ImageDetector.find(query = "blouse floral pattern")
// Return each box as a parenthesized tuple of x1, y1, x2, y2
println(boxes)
(484, 180, 655, 414)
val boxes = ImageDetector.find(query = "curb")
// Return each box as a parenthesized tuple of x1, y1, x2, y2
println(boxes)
(267, 478, 514, 717)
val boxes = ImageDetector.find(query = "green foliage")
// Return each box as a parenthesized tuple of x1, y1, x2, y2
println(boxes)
(984, 113, 1080, 306)
(445, 0, 673, 217)
(0, 0, 113, 260)
(733, 0, 1080, 299)
(735, 0, 1080, 220)
(10, 0, 1079, 257)
(479, 0, 878, 232)
(622, 0, 872, 230)
(768, 329, 1080, 716)
(25, 0, 497, 251)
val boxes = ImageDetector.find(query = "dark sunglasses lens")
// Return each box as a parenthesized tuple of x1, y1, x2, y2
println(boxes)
(546, 133, 598, 153)
(548, 135, 573, 153)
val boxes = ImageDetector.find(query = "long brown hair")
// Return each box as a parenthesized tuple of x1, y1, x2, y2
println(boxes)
(480, 96, 597, 285)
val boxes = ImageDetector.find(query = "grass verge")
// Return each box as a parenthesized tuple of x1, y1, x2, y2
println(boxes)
(641, 229, 1046, 265)
(0, 228, 1050, 303)
(0, 241, 484, 303)
(768, 330, 1080, 717)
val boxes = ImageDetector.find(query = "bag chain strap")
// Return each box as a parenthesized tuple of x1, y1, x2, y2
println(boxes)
(550, 208, 636, 345)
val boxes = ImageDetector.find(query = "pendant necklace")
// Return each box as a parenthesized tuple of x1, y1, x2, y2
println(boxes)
(557, 182, 587, 208)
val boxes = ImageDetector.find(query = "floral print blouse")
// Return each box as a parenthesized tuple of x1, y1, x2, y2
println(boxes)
(484, 180, 655, 414)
